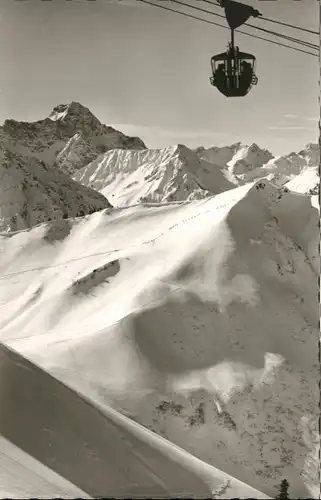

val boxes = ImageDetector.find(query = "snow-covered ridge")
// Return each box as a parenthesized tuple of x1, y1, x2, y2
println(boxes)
(197, 141, 319, 192)
(72, 140, 319, 207)
(72, 144, 236, 207)
(1, 102, 318, 206)
(0, 179, 318, 498)
(226, 142, 274, 175)
(195, 142, 242, 166)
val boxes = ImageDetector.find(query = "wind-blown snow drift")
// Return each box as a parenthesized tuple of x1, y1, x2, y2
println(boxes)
(0, 179, 318, 499)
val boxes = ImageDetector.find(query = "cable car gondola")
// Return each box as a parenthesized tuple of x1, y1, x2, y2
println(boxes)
(210, 44, 258, 97)
(210, 0, 261, 97)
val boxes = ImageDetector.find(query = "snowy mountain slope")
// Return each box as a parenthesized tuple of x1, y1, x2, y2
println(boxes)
(285, 166, 319, 195)
(0, 179, 318, 499)
(54, 132, 99, 176)
(226, 143, 273, 175)
(72, 145, 236, 206)
(195, 142, 273, 174)
(72, 138, 319, 207)
(195, 142, 242, 166)
(298, 143, 320, 166)
(0, 102, 146, 170)
(0, 435, 89, 499)
(237, 151, 313, 187)
(196, 142, 319, 189)
(0, 148, 111, 232)
(1, 103, 317, 203)
(0, 344, 269, 499)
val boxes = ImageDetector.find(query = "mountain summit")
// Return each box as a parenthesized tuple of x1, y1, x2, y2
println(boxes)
(49, 102, 101, 126)
(0, 102, 146, 171)
(0, 102, 149, 231)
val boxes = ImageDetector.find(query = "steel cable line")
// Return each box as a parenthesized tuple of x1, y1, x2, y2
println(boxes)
(201, 0, 319, 36)
(139, 0, 318, 57)
(168, 0, 319, 50)
(259, 15, 319, 37)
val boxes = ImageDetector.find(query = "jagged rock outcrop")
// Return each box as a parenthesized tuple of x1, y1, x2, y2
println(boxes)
(0, 148, 111, 232)
(0, 101, 146, 173)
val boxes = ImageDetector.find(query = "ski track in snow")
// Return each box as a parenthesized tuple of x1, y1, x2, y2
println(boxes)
(0, 179, 318, 499)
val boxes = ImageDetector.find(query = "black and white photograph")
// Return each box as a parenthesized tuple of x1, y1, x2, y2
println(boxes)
(0, 0, 319, 498)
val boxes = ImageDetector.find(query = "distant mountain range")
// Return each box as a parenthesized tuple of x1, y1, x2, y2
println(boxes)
(0, 102, 318, 231)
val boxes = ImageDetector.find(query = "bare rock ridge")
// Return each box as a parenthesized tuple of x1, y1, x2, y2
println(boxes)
(0, 102, 148, 232)
(1, 101, 146, 171)
(0, 148, 111, 232)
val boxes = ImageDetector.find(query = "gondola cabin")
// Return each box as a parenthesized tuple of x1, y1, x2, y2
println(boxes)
(210, 48, 258, 97)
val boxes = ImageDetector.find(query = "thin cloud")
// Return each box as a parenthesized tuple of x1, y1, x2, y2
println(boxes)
(105, 0, 148, 7)
(268, 126, 315, 131)
(283, 115, 319, 122)
(111, 124, 227, 140)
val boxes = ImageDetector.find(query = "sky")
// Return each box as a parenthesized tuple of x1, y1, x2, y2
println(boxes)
(0, 0, 319, 155)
